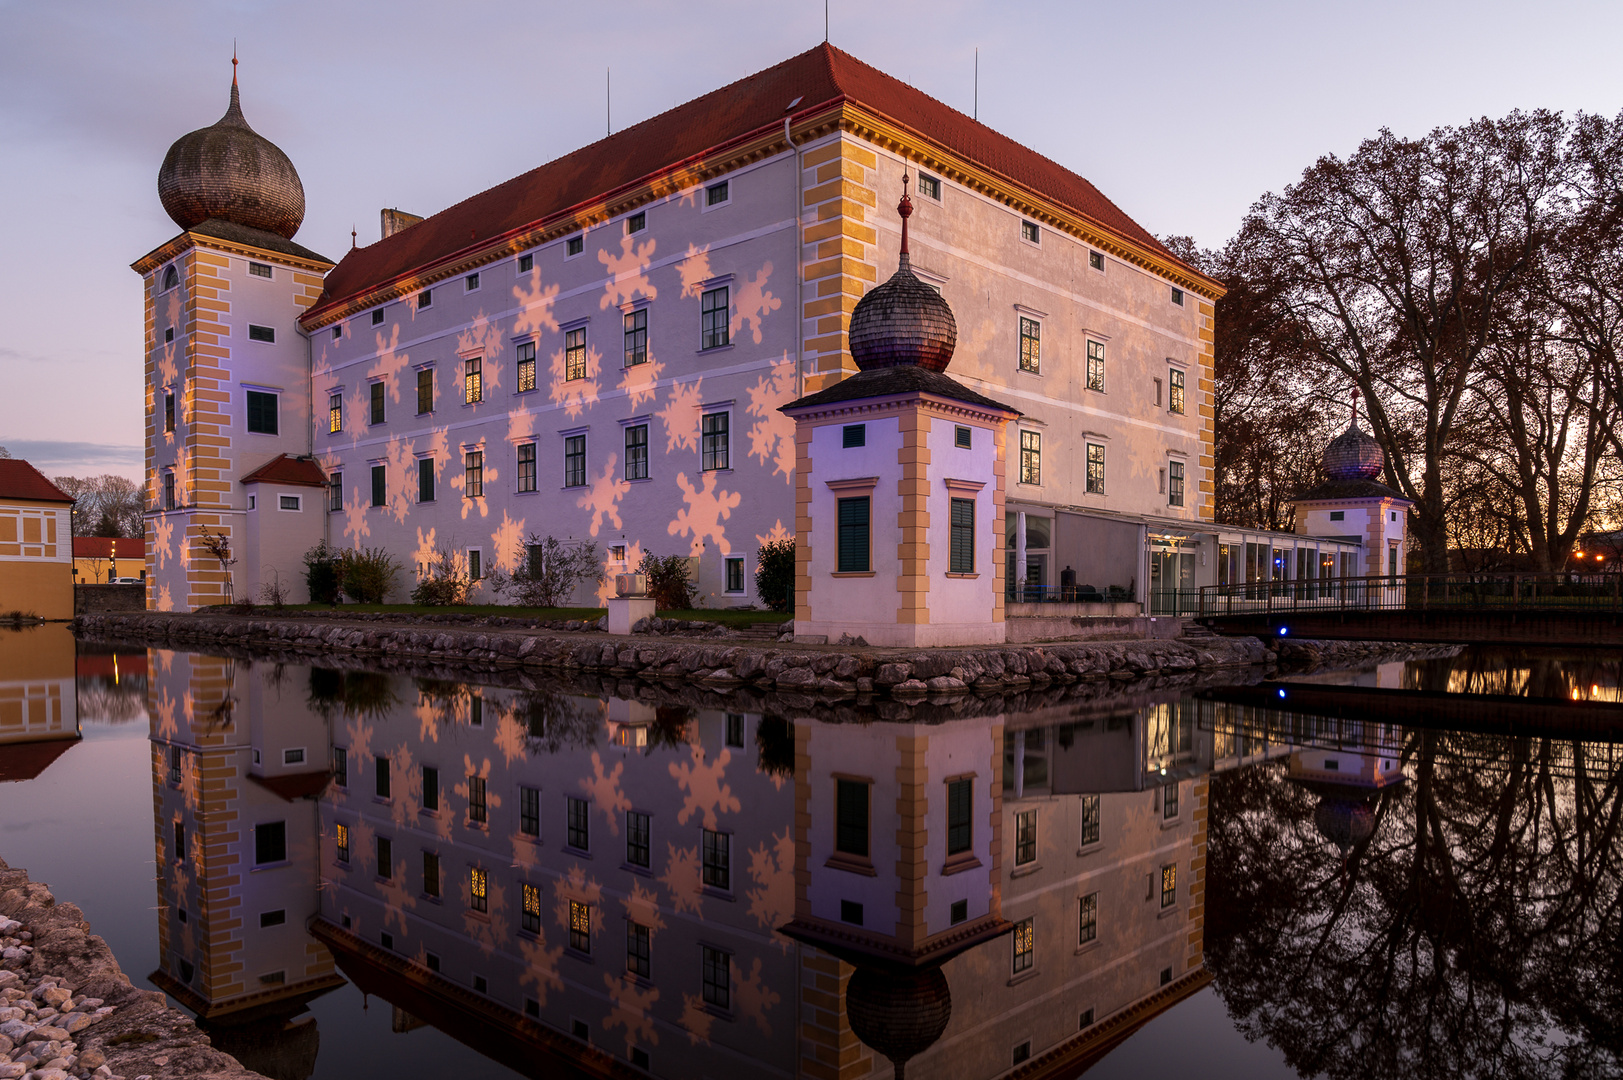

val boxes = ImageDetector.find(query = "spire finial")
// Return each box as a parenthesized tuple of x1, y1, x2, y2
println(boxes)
(351, 225, 357, 250)
(1351, 388, 1359, 427)
(898, 169, 913, 260)
(232, 40, 238, 87)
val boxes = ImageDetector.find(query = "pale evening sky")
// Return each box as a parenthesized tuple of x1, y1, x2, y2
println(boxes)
(2, 0, 1621, 480)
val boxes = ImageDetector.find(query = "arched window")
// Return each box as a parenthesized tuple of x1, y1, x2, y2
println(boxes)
(162, 265, 179, 292)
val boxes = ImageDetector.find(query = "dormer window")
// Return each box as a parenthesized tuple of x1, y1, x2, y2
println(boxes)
(162, 265, 179, 292)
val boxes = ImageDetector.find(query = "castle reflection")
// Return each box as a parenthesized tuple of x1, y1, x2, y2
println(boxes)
(139, 649, 1623, 1079)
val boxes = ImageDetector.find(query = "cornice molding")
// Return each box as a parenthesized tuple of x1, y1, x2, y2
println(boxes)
(132, 231, 333, 276)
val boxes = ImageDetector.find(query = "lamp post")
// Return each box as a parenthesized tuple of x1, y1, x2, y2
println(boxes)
(108, 539, 117, 584)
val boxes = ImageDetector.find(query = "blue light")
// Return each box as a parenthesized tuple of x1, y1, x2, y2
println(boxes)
(1277, 688, 1287, 699)
(1278, 626, 1289, 636)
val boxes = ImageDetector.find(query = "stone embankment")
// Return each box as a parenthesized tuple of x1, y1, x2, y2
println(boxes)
(0, 861, 264, 1080)
(76, 612, 1447, 701)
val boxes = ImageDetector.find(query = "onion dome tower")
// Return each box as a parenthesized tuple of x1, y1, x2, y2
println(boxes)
(1313, 794, 1376, 856)
(1323, 422, 1384, 482)
(1290, 394, 1412, 576)
(845, 966, 953, 1080)
(157, 56, 306, 239)
(846, 177, 957, 372)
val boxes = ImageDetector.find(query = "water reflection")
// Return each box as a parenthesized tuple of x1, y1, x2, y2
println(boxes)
(107, 644, 1623, 1078)
(0, 624, 82, 781)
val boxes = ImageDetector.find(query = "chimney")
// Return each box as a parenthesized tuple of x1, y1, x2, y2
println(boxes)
(381, 208, 424, 240)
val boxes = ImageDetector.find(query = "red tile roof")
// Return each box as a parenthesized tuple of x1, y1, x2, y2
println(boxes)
(0, 460, 73, 504)
(241, 454, 329, 488)
(307, 44, 1212, 317)
(72, 536, 145, 560)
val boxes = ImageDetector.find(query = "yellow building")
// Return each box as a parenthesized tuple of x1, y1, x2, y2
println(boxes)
(0, 460, 75, 620)
(72, 536, 147, 584)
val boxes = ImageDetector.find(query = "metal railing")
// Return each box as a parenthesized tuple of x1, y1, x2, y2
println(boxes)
(1006, 585, 1135, 605)
(1197, 573, 1623, 618)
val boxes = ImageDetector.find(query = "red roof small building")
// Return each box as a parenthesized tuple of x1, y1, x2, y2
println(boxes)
(72, 536, 147, 560)
(0, 460, 73, 504)
(241, 454, 329, 488)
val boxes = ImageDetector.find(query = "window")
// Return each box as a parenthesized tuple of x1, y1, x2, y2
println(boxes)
(949, 498, 975, 574)
(1163, 782, 1179, 819)
(1020, 431, 1041, 485)
(1015, 809, 1038, 866)
(329, 473, 343, 512)
(164, 392, 175, 433)
(565, 327, 587, 381)
(465, 271, 480, 292)
(627, 922, 651, 978)
(1021, 220, 1040, 244)
(376, 755, 391, 798)
(1329, 510, 1345, 522)
(1080, 794, 1100, 846)
(1169, 461, 1185, 507)
(162, 265, 179, 291)
(464, 358, 482, 404)
(1161, 864, 1177, 908)
(1019, 317, 1041, 373)
(1169, 368, 1185, 414)
(468, 775, 487, 823)
(836, 496, 870, 572)
(519, 786, 541, 837)
(701, 287, 729, 349)
(165, 327, 174, 344)
(1171, 286, 1185, 306)
(701, 412, 729, 470)
(418, 289, 433, 310)
(627, 810, 650, 868)
(423, 851, 440, 898)
(917, 173, 941, 199)
(370, 382, 386, 425)
(249, 261, 272, 279)
(248, 324, 276, 343)
(173, 821, 185, 862)
(516, 341, 537, 393)
(464, 451, 483, 498)
(371, 308, 385, 326)
(567, 796, 590, 850)
(503, 442, 532, 494)
(333, 747, 348, 787)
(1154, 377, 1163, 408)
(701, 829, 730, 891)
(955, 425, 972, 448)
(951, 899, 968, 924)
(168, 745, 184, 784)
(471, 867, 488, 913)
(255, 821, 287, 865)
(701, 946, 730, 1010)
(422, 765, 439, 812)
(564, 434, 586, 488)
(417, 368, 434, 414)
(835, 779, 869, 858)
(370, 464, 386, 508)
(417, 458, 435, 502)
(1080, 1009, 1095, 1029)
(624, 424, 648, 481)
(946, 778, 972, 855)
(725, 713, 745, 747)
(278, 495, 301, 511)
(842, 424, 865, 448)
(569, 899, 590, 952)
(1089, 250, 1104, 271)
(335, 823, 349, 863)
(725, 556, 745, 593)
(624, 309, 647, 366)
(627, 211, 646, 233)
(522, 883, 542, 933)
(841, 900, 864, 925)
(1079, 892, 1098, 944)
(518, 253, 534, 273)
(1086, 340, 1106, 392)
(567, 235, 584, 257)
(246, 390, 278, 435)
(1086, 443, 1105, 494)
(706, 180, 730, 206)
(1013, 917, 1034, 973)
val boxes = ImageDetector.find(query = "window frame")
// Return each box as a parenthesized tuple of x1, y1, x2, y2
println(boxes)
(705, 179, 730, 207)
(516, 442, 537, 493)
(418, 289, 433, 311)
(1086, 339, 1106, 392)
(1014, 808, 1038, 866)
(254, 821, 288, 866)
(516, 340, 538, 393)
(1079, 892, 1098, 945)
(724, 556, 745, 594)
(834, 778, 870, 859)
(328, 472, 343, 513)
(563, 433, 587, 488)
(624, 307, 648, 367)
(245, 389, 279, 435)
(626, 210, 646, 234)
(564, 327, 587, 381)
(917, 173, 942, 200)
(626, 809, 651, 869)
(520, 786, 541, 838)
(701, 945, 731, 1010)
(701, 411, 730, 471)
(624, 424, 649, 481)
(522, 882, 542, 934)
(423, 850, 441, 898)
(463, 357, 482, 404)
(836, 495, 871, 573)
(517, 252, 534, 274)
(946, 777, 973, 856)
(1086, 443, 1106, 495)
(566, 235, 585, 258)
(278, 494, 302, 512)
(247, 324, 276, 343)
(464, 450, 484, 499)
(417, 457, 436, 503)
(1012, 917, 1035, 973)
(1080, 794, 1101, 847)
(569, 899, 591, 953)
(949, 497, 975, 574)
(701, 828, 731, 892)
(465, 271, 480, 293)
(1018, 316, 1041, 374)
(471, 866, 488, 913)
(1169, 460, 1185, 508)
(335, 822, 350, 864)
(1020, 430, 1041, 486)
(1089, 250, 1105, 272)
(567, 795, 590, 851)
(416, 367, 434, 415)
(370, 464, 386, 508)
(1020, 220, 1040, 245)
(369, 381, 386, 425)
(1161, 864, 1178, 908)
(468, 774, 488, 824)
(701, 286, 730, 350)
(1169, 367, 1186, 414)
(329, 392, 343, 434)
(164, 391, 176, 433)
(626, 921, 651, 978)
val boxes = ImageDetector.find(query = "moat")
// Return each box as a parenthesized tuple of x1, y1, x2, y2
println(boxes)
(0, 625, 1616, 1080)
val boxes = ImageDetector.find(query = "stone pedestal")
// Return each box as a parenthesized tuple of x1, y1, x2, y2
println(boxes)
(607, 596, 656, 635)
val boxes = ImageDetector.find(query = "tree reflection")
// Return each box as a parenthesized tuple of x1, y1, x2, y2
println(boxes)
(1206, 730, 1623, 1078)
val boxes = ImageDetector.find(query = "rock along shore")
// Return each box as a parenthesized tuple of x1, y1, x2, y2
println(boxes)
(0, 860, 266, 1080)
(75, 612, 1443, 701)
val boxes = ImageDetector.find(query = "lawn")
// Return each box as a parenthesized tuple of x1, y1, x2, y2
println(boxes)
(211, 603, 791, 628)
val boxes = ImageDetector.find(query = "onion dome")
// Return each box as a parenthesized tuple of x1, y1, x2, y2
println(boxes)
(158, 61, 306, 239)
(846, 966, 952, 1080)
(848, 178, 957, 373)
(1314, 795, 1376, 855)
(1324, 422, 1384, 481)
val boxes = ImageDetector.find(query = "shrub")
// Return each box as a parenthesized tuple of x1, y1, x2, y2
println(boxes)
(342, 547, 400, 604)
(494, 534, 604, 608)
(411, 548, 474, 606)
(303, 541, 344, 605)
(259, 572, 289, 609)
(755, 538, 795, 613)
(638, 551, 696, 611)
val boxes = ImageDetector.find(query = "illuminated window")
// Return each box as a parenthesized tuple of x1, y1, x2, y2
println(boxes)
(522, 883, 541, 933)
(567, 796, 590, 850)
(565, 328, 587, 381)
(470, 866, 488, 913)
(627, 922, 651, 977)
(1021, 220, 1040, 244)
(370, 382, 385, 425)
(626, 810, 650, 868)
(706, 180, 729, 206)
(246, 390, 278, 435)
(1086, 443, 1105, 494)
(370, 465, 385, 508)
(1169, 461, 1185, 508)
(328, 393, 342, 434)
(1086, 340, 1106, 392)
(1080, 794, 1100, 846)
(248, 261, 272, 279)
(1012, 917, 1034, 973)
(835, 779, 869, 858)
(520, 786, 540, 838)
(335, 823, 349, 863)
(564, 435, 586, 488)
(1020, 431, 1041, 485)
(569, 899, 590, 952)
(625, 424, 648, 481)
(516, 341, 537, 392)
(701, 946, 730, 1009)
(464, 357, 482, 404)
(464, 451, 483, 498)
(624, 309, 647, 366)
(836, 497, 869, 572)
(517, 443, 536, 492)
(1015, 809, 1038, 866)
(702, 829, 730, 891)
(701, 287, 729, 350)
(1019, 317, 1041, 373)
(468, 774, 487, 823)
(422, 851, 440, 898)
(1161, 864, 1177, 908)
(1169, 368, 1185, 414)
(701, 412, 729, 471)
(947, 778, 972, 855)
(949, 498, 975, 574)
(416, 368, 433, 414)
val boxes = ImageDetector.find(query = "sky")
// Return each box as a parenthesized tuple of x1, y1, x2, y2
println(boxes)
(3, 0, 1623, 481)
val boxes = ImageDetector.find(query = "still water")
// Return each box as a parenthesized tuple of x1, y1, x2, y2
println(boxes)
(0, 625, 1616, 1079)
